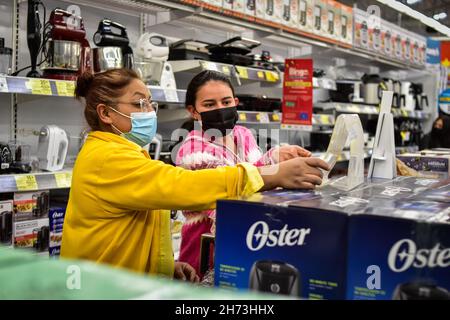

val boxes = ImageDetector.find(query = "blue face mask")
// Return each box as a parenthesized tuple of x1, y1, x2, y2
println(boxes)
(110, 109, 157, 147)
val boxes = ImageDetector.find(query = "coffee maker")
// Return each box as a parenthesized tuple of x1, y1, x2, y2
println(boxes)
(42, 8, 91, 80)
(93, 19, 133, 72)
(411, 83, 428, 111)
(249, 260, 300, 296)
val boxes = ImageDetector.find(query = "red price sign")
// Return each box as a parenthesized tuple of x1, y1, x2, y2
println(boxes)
(282, 59, 313, 131)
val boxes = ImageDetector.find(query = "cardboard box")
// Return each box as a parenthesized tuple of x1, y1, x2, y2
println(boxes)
(397, 152, 450, 177)
(49, 207, 66, 257)
(353, 8, 369, 49)
(13, 190, 49, 221)
(0, 200, 13, 245)
(289, 0, 299, 29)
(244, 0, 256, 16)
(13, 217, 49, 250)
(381, 21, 395, 58)
(233, 0, 246, 13)
(273, 0, 283, 24)
(347, 214, 450, 300)
(325, 0, 339, 39)
(297, 0, 314, 33)
(393, 26, 403, 61)
(339, 4, 353, 45)
(222, 0, 233, 10)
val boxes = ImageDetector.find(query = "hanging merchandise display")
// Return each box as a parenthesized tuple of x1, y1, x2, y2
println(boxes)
(281, 59, 313, 131)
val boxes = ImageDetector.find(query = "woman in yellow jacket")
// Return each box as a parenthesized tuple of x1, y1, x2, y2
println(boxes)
(60, 69, 330, 281)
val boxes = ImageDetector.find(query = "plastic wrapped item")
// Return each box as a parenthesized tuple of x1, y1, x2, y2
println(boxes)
(319, 114, 365, 191)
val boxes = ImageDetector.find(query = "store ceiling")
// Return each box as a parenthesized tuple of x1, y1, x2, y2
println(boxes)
(339, 0, 450, 37)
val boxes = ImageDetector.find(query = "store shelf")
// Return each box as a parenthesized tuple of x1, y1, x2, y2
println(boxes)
(395, 146, 420, 154)
(0, 75, 186, 104)
(315, 102, 431, 119)
(169, 60, 281, 84)
(0, 169, 72, 193)
(237, 111, 335, 126)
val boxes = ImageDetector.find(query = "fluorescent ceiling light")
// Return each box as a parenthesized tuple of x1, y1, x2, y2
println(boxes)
(406, 0, 421, 4)
(376, 0, 450, 37)
(433, 12, 447, 21)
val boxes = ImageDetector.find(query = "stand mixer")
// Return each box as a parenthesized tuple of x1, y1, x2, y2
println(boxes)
(134, 32, 176, 89)
(41, 8, 91, 80)
(93, 19, 133, 72)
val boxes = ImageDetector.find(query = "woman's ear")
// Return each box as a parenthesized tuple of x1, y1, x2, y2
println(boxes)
(97, 104, 113, 124)
(187, 105, 200, 121)
(234, 97, 239, 107)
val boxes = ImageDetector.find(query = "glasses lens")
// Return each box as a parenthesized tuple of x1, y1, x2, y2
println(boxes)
(139, 99, 158, 113)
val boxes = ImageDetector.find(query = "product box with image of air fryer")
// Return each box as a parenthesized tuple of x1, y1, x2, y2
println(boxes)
(48, 207, 66, 257)
(214, 187, 349, 300)
(353, 8, 370, 49)
(0, 200, 13, 245)
(346, 213, 450, 300)
(255, 0, 266, 20)
(280, 0, 292, 27)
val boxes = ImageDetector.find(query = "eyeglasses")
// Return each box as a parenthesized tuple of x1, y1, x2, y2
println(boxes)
(116, 98, 158, 114)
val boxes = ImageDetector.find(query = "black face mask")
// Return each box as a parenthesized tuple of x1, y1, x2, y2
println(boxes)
(199, 106, 239, 136)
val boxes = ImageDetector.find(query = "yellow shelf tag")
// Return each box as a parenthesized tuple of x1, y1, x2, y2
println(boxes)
(257, 71, 265, 79)
(272, 113, 280, 122)
(54, 172, 72, 188)
(320, 115, 330, 125)
(239, 113, 247, 121)
(28, 79, 52, 95)
(222, 66, 231, 75)
(265, 71, 279, 82)
(236, 66, 248, 79)
(15, 175, 38, 191)
(55, 81, 75, 96)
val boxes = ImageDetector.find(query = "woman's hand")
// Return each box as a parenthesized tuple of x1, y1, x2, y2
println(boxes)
(258, 157, 330, 191)
(174, 262, 200, 283)
(271, 145, 312, 163)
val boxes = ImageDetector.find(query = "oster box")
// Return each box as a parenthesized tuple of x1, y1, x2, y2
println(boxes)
(347, 214, 450, 300)
(49, 207, 66, 257)
(214, 192, 348, 300)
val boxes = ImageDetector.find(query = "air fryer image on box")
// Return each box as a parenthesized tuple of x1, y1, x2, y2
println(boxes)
(249, 260, 300, 296)
(392, 282, 450, 300)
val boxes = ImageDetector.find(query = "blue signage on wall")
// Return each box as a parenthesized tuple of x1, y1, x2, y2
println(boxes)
(426, 38, 441, 65)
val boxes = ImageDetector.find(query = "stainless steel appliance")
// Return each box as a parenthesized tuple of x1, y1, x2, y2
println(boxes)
(93, 47, 123, 72)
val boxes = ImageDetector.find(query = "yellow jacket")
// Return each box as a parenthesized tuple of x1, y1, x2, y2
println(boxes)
(61, 131, 263, 277)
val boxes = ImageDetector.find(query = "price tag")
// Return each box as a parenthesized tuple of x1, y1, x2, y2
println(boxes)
(15, 175, 38, 191)
(163, 89, 179, 103)
(272, 113, 280, 122)
(222, 66, 231, 75)
(257, 71, 265, 79)
(320, 115, 330, 125)
(55, 81, 75, 96)
(201, 61, 219, 72)
(54, 172, 72, 188)
(401, 110, 408, 117)
(258, 113, 270, 123)
(236, 66, 248, 79)
(265, 71, 279, 82)
(0, 75, 8, 92)
(27, 79, 52, 95)
(239, 113, 247, 122)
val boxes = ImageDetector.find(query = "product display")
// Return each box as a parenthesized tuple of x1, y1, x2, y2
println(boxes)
(37, 125, 68, 172)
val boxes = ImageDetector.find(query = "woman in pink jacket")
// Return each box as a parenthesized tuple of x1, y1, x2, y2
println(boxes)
(176, 70, 318, 280)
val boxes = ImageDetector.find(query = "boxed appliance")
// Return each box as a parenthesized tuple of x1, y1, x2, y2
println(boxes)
(244, 0, 256, 16)
(288, 0, 299, 29)
(325, 0, 339, 39)
(214, 188, 348, 300)
(312, 0, 324, 36)
(273, 0, 283, 24)
(222, 0, 234, 11)
(12, 191, 50, 250)
(204, 0, 222, 8)
(381, 21, 394, 58)
(346, 212, 450, 300)
(397, 151, 450, 178)
(353, 8, 369, 49)
(233, 0, 246, 14)
(0, 200, 13, 245)
(297, 0, 314, 33)
(49, 206, 66, 257)
(393, 26, 404, 61)
(339, 4, 353, 45)
(255, 0, 266, 19)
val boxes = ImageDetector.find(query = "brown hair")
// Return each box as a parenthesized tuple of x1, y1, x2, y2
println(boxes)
(75, 68, 140, 131)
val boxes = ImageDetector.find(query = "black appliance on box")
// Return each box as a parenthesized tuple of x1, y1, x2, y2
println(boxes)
(392, 282, 450, 300)
(168, 39, 211, 61)
(207, 37, 260, 66)
(0, 211, 12, 244)
(32, 192, 49, 217)
(237, 94, 281, 112)
(33, 226, 49, 252)
(249, 260, 300, 296)
(0, 143, 13, 174)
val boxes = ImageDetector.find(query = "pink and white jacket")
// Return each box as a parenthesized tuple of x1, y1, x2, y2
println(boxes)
(175, 125, 275, 276)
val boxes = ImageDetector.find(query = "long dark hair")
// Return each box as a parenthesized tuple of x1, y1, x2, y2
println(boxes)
(185, 70, 236, 108)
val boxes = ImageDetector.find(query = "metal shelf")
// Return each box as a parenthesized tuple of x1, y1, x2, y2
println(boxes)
(169, 60, 281, 84)
(0, 75, 186, 104)
(315, 102, 431, 120)
(237, 111, 335, 126)
(0, 169, 72, 194)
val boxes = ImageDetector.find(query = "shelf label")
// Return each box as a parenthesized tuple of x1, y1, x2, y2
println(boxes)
(15, 175, 38, 191)
(54, 172, 72, 188)
(239, 113, 247, 122)
(401, 110, 408, 117)
(320, 115, 330, 124)
(222, 66, 231, 75)
(259, 112, 270, 123)
(27, 79, 52, 95)
(0, 76, 8, 92)
(163, 89, 179, 103)
(236, 66, 248, 79)
(201, 61, 219, 72)
(55, 81, 75, 96)
(272, 113, 280, 122)
(257, 71, 265, 79)
(265, 71, 279, 82)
